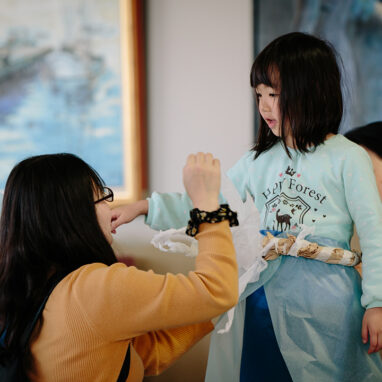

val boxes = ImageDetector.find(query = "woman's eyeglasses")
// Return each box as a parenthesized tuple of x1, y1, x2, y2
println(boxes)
(94, 187, 114, 204)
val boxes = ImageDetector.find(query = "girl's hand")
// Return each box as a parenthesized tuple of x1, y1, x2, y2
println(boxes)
(183, 152, 220, 212)
(362, 307, 382, 354)
(111, 200, 149, 232)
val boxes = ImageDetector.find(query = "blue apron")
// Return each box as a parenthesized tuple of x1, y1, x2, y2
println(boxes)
(205, 236, 382, 382)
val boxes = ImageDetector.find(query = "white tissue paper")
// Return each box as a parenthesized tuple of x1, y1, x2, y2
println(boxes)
(284, 225, 316, 257)
(150, 174, 270, 333)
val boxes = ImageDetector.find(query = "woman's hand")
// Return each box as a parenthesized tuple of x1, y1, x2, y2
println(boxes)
(111, 200, 148, 232)
(362, 307, 382, 354)
(183, 152, 220, 212)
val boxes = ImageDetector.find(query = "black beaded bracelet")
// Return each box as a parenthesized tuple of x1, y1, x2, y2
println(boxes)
(185, 204, 239, 237)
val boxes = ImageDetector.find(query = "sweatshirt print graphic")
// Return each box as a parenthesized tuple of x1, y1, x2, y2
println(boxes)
(261, 164, 328, 232)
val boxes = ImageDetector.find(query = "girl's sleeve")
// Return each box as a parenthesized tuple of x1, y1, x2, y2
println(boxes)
(132, 321, 214, 376)
(145, 150, 254, 230)
(343, 146, 382, 309)
(226, 151, 253, 202)
(145, 191, 193, 230)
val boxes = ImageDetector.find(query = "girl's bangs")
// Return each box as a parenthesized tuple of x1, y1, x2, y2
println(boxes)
(252, 61, 280, 90)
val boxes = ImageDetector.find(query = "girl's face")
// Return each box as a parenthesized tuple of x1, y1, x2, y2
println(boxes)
(256, 84, 293, 147)
(364, 147, 382, 200)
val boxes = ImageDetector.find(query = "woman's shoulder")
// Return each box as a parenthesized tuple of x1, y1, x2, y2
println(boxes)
(65, 262, 127, 278)
(48, 263, 142, 341)
(60, 262, 130, 293)
(56, 262, 138, 311)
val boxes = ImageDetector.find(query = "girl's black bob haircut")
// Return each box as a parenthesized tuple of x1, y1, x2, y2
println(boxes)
(345, 121, 382, 159)
(251, 32, 343, 158)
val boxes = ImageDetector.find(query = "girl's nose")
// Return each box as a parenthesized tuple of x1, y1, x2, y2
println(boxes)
(259, 98, 271, 112)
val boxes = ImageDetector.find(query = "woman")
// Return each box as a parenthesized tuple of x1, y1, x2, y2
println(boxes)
(346, 122, 382, 361)
(345, 122, 382, 282)
(0, 152, 238, 381)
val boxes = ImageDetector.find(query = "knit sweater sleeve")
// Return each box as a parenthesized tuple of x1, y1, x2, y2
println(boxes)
(132, 321, 214, 376)
(69, 221, 238, 340)
(342, 145, 382, 309)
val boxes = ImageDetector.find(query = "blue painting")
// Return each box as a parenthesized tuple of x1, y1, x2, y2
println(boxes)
(254, 0, 382, 133)
(0, 0, 124, 189)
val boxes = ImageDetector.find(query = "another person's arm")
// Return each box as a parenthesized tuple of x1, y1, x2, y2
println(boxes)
(343, 145, 382, 353)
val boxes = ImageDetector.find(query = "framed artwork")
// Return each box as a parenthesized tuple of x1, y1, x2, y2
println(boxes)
(253, 0, 382, 135)
(0, 0, 147, 204)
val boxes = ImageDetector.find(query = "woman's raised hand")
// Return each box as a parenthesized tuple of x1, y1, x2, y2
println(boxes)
(183, 152, 221, 212)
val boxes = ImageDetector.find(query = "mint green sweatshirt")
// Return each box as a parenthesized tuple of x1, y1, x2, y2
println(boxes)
(146, 135, 382, 309)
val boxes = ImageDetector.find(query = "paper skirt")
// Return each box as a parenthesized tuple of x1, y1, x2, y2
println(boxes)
(205, 255, 382, 382)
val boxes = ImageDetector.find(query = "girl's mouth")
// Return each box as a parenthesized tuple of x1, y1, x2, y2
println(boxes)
(266, 118, 277, 128)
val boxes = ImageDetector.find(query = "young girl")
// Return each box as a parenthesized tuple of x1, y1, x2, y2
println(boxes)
(112, 32, 382, 381)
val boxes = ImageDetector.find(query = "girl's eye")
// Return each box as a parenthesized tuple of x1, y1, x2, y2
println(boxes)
(269, 93, 279, 97)
(256, 93, 261, 98)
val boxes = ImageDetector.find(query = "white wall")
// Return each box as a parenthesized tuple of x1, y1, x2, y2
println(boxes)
(146, 0, 254, 193)
(113, 2, 253, 381)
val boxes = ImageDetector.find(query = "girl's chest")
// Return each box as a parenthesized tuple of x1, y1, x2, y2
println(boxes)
(247, 155, 342, 231)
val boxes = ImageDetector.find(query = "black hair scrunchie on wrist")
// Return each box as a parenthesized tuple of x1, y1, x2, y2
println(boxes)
(185, 204, 239, 237)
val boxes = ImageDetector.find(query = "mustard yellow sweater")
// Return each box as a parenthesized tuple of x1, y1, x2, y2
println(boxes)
(28, 221, 238, 381)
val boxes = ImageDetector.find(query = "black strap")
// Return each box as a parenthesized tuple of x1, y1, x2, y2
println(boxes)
(116, 344, 131, 382)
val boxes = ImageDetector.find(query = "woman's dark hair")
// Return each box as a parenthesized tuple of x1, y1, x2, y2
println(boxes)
(345, 121, 382, 159)
(0, 153, 117, 365)
(251, 32, 343, 158)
